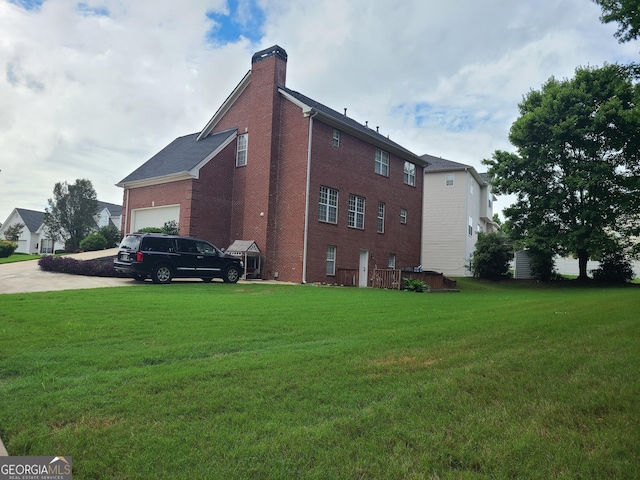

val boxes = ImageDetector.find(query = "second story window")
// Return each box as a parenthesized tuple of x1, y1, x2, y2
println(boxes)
(445, 174, 454, 186)
(404, 162, 416, 186)
(236, 134, 248, 167)
(400, 208, 407, 224)
(319, 186, 338, 224)
(375, 149, 389, 177)
(332, 129, 340, 147)
(348, 194, 365, 229)
(377, 202, 385, 233)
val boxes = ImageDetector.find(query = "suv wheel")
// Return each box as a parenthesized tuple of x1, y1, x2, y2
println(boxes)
(152, 264, 173, 284)
(223, 265, 241, 283)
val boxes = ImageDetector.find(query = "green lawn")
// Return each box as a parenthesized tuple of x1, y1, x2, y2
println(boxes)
(0, 253, 40, 264)
(0, 281, 638, 479)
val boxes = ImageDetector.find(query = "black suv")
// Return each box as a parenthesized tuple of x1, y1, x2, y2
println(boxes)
(114, 233, 244, 284)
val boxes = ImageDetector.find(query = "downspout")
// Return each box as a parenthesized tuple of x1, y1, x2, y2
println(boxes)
(302, 110, 318, 284)
(124, 188, 130, 235)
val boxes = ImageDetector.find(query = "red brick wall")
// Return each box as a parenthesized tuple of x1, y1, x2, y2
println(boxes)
(305, 120, 423, 284)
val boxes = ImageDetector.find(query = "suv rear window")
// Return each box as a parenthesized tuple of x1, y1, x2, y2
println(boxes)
(120, 235, 141, 250)
(142, 237, 174, 252)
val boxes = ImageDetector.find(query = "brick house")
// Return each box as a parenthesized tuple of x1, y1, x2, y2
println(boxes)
(117, 45, 427, 284)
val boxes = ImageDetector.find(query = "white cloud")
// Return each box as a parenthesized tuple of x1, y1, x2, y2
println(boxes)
(0, 0, 636, 223)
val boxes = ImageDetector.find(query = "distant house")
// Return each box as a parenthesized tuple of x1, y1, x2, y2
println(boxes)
(420, 155, 498, 276)
(117, 45, 427, 284)
(0, 201, 122, 254)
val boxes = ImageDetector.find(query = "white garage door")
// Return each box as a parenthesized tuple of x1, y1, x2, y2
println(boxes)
(131, 205, 180, 233)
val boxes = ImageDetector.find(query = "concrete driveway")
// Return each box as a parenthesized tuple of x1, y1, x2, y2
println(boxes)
(0, 249, 136, 294)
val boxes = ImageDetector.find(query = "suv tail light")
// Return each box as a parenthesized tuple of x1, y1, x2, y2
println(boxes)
(136, 251, 144, 262)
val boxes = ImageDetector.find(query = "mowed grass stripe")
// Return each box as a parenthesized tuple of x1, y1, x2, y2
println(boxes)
(0, 282, 638, 479)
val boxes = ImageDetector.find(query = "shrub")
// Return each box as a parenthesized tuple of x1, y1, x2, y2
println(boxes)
(99, 225, 121, 247)
(0, 240, 18, 258)
(137, 227, 164, 233)
(403, 278, 429, 292)
(162, 220, 179, 236)
(528, 248, 561, 281)
(38, 255, 128, 277)
(591, 251, 635, 283)
(469, 232, 513, 280)
(79, 233, 108, 251)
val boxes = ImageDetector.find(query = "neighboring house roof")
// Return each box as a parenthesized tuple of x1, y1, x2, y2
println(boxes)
(15, 208, 45, 233)
(116, 128, 237, 187)
(279, 87, 428, 166)
(97, 201, 122, 216)
(421, 154, 490, 186)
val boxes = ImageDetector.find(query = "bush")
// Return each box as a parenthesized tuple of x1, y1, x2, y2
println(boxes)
(469, 232, 513, 280)
(162, 220, 179, 236)
(403, 278, 429, 292)
(38, 255, 128, 277)
(0, 240, 18, 258)
(137, 227, 164, 233)
(99, 225, 121, 247)
(528, 248, 561, 281)
(591, 251, 635, 283)
(79, 233, 108, 251)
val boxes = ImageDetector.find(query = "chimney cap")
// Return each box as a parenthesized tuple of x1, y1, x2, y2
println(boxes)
(252, 45, 288, 64)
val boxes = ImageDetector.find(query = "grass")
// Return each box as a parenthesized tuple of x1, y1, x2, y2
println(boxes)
(0, 281, 638, 479)
(0, 253, 40, 264)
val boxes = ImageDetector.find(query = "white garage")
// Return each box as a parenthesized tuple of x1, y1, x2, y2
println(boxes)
(130, 205, 180, 233)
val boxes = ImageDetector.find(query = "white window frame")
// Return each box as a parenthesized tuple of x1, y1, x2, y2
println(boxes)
(319, 186, 338, 224)
(332, 129, 340, 147)
(236, 133, 248, 167)
(445, 174, 454, 187)
(388, 253, 396, 269)
(348, 194, 365, 229)
(374, 149, 389, 177)
(400, 208, 407, 224)
(468, 216, 473, 236)
(404, 162, 416, 186)
(377, 202, 385, 233)
(326, 246, 336, 276)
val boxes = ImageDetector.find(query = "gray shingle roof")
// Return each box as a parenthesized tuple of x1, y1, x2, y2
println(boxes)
(117, 128, 236, 185)
(97, 201, 122, 216)
(280, 86, 424, 163)
(421, 154, 471, 172)
(16, 208, 45, 232)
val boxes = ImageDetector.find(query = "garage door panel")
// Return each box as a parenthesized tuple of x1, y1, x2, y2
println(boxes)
(131, 206, 180, 232)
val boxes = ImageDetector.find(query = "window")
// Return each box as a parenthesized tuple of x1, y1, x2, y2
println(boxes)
(445, 174, 454, 186)
(326, 246, 336, 275)
(332, 129, 340, 147)
(404, 162, 416, 186)
(400, 208, 407, 224)
(41, 238, 53, 254)
(375, 149, 389, 176)
(468, 216, 473, 236)
(236, 134, 248, 167)
(377, 202, 385, 233)
(348, 194, 365, 229)
(488, 198, 492, 209)
(319, 186, 338, 223)
(388, 253, 396, 269)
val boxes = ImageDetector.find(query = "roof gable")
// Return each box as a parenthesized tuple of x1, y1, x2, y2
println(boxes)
(97, 201, 122, 216)
(421, 154, 491, 187)
(117, 128, 237, 187)
(15, 208, 45, 232)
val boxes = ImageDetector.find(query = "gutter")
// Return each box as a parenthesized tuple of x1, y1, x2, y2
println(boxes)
(301, 111, 318, 284)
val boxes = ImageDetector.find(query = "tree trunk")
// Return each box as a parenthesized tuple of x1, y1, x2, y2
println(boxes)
(577, 249, 589, 281)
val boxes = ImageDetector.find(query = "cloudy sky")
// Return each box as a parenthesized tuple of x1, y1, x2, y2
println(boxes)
(0, 0, 636, 223)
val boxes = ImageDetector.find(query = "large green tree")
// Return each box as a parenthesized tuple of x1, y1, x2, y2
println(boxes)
(44, 179, 98, 251)
(484, 64, 640, 280)
(593, 0, 640, 42)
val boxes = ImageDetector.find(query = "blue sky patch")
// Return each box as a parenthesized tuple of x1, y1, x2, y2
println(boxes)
(395, 102, 489, 133)
(76, 3, 109, 17)
(206, 0, 264, 44)
(9, 0, 43, 11)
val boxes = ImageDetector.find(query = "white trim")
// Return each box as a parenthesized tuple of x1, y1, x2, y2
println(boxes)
(190, 130, 238, 175)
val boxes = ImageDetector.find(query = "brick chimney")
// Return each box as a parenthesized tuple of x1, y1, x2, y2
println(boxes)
(243, 46, 287, 274)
